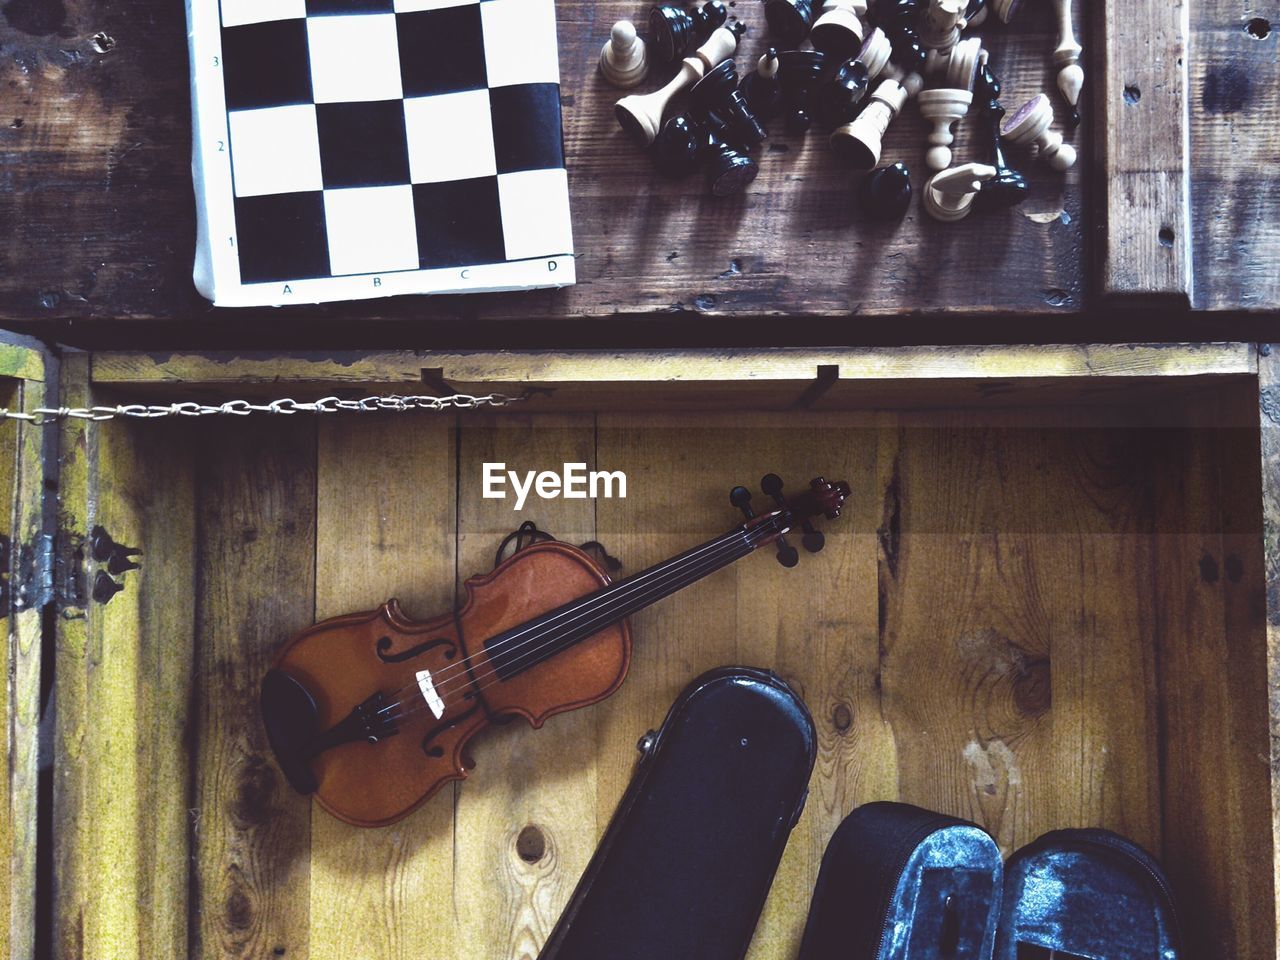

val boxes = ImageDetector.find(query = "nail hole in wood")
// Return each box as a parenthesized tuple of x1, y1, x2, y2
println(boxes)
(1246, 17, 1270, 39)
(1158, 227, 1175, 248)
(1123, 85, 1141, 105)
(516, 825, 546, 863)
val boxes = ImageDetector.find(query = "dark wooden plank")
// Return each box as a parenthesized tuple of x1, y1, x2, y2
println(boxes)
(1259, 344, 1280, 954)
(1189, 9, 1280, 312)
(192, 418, 316, 960)
(0, 0, 1082, 322)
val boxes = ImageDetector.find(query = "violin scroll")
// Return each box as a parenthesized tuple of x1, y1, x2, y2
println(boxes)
(732, 474, 851, 566)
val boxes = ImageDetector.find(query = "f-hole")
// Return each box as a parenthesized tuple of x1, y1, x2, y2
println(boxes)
(375, 636, 458, 664)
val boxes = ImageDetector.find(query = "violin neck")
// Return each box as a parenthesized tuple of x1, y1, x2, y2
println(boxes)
(482, 519, 781, 681)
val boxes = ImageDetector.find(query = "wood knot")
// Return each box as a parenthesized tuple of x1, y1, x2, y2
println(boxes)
(831, 702, 853, 734)
(1012, 657, 1051, 718)
(231, 756, 278, 828)
(516, 825, 546, 863)
(224, 882, 253, 932)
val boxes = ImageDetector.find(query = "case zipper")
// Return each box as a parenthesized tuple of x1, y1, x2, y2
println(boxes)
(869, 814, 964, 959)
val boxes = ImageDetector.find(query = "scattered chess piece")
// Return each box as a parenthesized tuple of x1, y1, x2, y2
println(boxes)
(1053, 0, 1084, 125)
(703, 119, 760, 195)
(741, 48, 784, 121)
(649, 0, 728, 63)
(616, 22, 743, 145)
(1001, 92, 1077, 170)
(830, 77, 907, 169)
(764, 0, 817, 46)
(816, 57, 871, 128)
(856, 27, 892, 80)
(972, 58, 1028, 209)
(599, 21, 650, 88)
(990, 0, 1021, 22)
(859, 161, 913, 220)
(917, 87, 972, 170)
(777, 49, 829, 134)
(920, 0, 965, 52)
(924, 35, 981, 91)
(960, 0, 988, 29)
(652, 114, 705, 177)
(689, 59, 768, 149)
(872, 0, 928, 97)
(923, 162, 997, 221)
(810, 0, 868, 61)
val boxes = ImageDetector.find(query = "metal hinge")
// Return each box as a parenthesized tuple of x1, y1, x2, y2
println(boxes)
(0, 532, 54, 614)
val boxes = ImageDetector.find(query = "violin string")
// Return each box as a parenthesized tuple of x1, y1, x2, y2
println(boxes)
(373, 520, 772, 714)
(382, 530, 757, 728)
(379, 516, 788, 727)
(377, 517, 776, 717)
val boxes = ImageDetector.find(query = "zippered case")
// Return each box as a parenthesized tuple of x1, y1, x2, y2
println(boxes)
(538, 667, 817, 960)
(797, 801, 1004, 960)
(995, 829, 1183, 960)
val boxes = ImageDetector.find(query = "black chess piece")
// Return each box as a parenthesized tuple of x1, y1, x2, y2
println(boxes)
(652, 115, 705, 178)
(703, 119, 759, 195)
(776, 49, 828, 134)
(741, 48, 784, 123)
(858, 162, 912, 220)
(689, 59, 768, 149)
(816, 57, 870, 128)
(972, 60, 1029, 210)
(874, 0, 927, 75)
(963, 0, 986, 25)
(763, 0, 816, 46)
(649, 0, 728, 63)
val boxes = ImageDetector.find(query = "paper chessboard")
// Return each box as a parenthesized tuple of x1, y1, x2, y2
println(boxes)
(187, 0, 576, 307)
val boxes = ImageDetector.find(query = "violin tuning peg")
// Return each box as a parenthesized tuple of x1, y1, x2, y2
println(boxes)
(775, 535, 800, 567)
(802, 521, 825, 553)
(760, 473, 785, 497)
(730, 485, 756, 519)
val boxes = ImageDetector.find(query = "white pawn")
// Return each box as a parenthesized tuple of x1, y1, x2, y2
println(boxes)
(1052, 0, 1084, 112)
(920, 0, 965, 51)
(1001, 93, 1077, 171)
(924, 35, 982, 91)
(923, 162, 997, 221)
(918, 88, 972, 171)
(831, 78, 908, 170)
(600, 21, 650, 89)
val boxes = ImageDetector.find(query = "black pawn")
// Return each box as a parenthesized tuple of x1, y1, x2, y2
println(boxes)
(776, 49, 828, 134)
(763, 0, 816, 46)
(741, 48, 783, 123)
(652, 115, 705, 178)
(972, 61, 1028, 211)
(649, 0, 728, 63)
(690, 59, 768, 149)
(874, 0, 927, 75)
(704, 120, 759, 196)
(859, 162, 912, 220)
(816, 57, 870, 129)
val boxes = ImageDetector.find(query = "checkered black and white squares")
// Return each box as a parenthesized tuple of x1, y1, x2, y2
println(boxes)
(201, 0, 573, 302)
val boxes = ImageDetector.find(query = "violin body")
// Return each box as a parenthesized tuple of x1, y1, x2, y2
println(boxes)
(266, 540, 630, 827)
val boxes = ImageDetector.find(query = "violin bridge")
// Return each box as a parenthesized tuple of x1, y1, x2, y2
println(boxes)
(415, 669, 446, 719)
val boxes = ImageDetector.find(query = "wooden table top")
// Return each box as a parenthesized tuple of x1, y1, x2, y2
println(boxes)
(0, 0, 1274, 327)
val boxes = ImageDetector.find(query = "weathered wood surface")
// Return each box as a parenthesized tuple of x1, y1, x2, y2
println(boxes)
(52, 353, 198, 960)
(1095, 0, 1193, 301)
(1259, 344, 1280, 953)
(0, 355, 46, 960)
(41, 383, 1266, 958)
(2, 0, 1084, 322)
(1191, 7, 1280, 311)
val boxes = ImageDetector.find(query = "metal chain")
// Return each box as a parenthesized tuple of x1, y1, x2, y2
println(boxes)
(0, 392, 529, 425)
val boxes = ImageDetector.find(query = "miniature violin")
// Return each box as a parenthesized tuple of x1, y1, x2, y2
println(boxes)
(262, 474, 850, 827)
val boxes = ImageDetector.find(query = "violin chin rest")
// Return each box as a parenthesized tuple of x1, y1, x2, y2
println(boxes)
(261, 668, 321, 796)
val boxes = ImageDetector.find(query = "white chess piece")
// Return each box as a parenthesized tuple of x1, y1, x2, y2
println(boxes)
(924, 36, 982, 91)
(1001, 93, 1077, 171)
(856, 27, 924, 98)
(600, 20, 650, 89)
(614, 23, 742, 145)
(810, 0, 868, 56)
(920, 0, 965, 51)
(1053, 0, 1084, 112)
(923, 162, 997, 221)
(918, 88, 973, 171)
(831, 78, 908, 170)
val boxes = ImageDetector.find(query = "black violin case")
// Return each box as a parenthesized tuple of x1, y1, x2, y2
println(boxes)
(538, 666, 816, 960)
(798, 803, 1182, 960)
(797, 802, 1005, 960)
(995, 829, 1183, 960)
